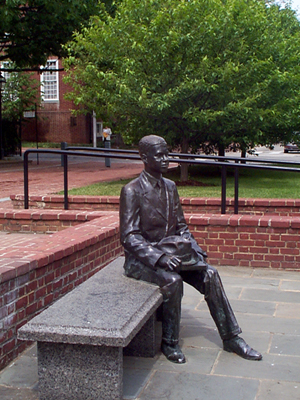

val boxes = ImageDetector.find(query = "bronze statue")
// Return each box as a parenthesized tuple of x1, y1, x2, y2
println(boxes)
(120, 135, 262, 364)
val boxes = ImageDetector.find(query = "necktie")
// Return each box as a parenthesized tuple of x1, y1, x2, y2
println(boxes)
(157, 179, 166, 202)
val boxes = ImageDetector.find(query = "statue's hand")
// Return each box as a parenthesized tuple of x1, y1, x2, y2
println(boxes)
(158, 255, 181, 272)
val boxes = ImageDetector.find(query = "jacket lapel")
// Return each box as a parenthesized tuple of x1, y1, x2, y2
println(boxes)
(139, 172, 168, 221)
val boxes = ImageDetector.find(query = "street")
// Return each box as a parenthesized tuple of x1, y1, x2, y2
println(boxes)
(227, 144, 300, 163)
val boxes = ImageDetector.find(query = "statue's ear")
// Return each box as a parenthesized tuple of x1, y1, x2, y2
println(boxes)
(141, 153, 148, 164)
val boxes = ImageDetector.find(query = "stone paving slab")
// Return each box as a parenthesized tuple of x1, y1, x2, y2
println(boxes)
(212, 298, 277, 316)
(276, 302, 300, 318)
(221, 275, 282, 290)
(257, 380, 300, 400)
(1, 266, 300, 400)
(270, 333, 300, 356)
(280, 279, 300, 291)
(252, 268, 300, 280)
(0, 345, 38, 400)
(235, 313, 300, 335)
(135, 371, 260, 400)
(180, 325, 270, 354)
(0, 387, 38, 400)
(242, 287, 300, 303)
(196, 297, 277, 316)
(215, 352, 300, 382)
(154, 347, 220, 375)
(0, 353, 38, 389)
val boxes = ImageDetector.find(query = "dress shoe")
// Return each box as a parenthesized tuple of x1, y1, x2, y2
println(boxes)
(161, 342, 186, 364)
(223, 336, 262, 361)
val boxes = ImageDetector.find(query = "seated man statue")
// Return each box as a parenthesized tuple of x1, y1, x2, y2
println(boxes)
(119, 134, 262, 364)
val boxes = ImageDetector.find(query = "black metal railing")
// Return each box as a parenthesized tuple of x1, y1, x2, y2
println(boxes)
(23, 146, 300, 213)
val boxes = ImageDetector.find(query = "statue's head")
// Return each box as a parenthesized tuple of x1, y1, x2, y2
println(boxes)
(138, 135, 167, 158)
(139, 135, 169, 177)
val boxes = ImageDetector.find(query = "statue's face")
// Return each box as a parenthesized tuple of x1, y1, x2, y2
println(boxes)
(145, 142, 169, 176)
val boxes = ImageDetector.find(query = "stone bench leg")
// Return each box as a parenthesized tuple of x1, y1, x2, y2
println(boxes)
(37, 342, 123, 400)
(124, 313, 162, 357)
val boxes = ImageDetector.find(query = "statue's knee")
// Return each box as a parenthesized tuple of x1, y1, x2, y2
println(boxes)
(161, 273, 183, 299)
(205, 265, 220, 282)
(172, 273, 183, 292)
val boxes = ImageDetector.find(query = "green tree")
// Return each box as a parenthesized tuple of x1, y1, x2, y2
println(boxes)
(0, 0, 120, 68)
(64, 0, 300, 180)
(2, 70, 39, 120)
(2, 66, 40, 154)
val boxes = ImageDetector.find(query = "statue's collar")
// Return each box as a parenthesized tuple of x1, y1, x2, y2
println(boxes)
(142, 170, 162, 189)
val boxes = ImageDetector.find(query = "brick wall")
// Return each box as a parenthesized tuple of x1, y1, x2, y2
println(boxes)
(11, 194, 300, 216)
(21, 58, 92, 144)
(22, 111, 91, 144)
(187, 214, 300, 269)
(11, 195, 121, 211)
(0, 209, 105, 234)
(2, 210, 299, 271)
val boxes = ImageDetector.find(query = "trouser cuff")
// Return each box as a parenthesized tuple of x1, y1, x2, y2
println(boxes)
(162, 337, 179, 345)
(221, 328, 242, 341)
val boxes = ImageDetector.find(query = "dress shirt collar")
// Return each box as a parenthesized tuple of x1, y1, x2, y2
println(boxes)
(142, 170, 163, 189)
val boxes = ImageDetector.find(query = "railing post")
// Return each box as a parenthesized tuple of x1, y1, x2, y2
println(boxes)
(22, 148, 300, 216)
(24, 151, 29, 209)
(104, 140, 111, 167)
(234, 162, 239, 214)
(221, 165, 226, 214)
(64, 153, 68, 210)
(61, 142, 67, 167)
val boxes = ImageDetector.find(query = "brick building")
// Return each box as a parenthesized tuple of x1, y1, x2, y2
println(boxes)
(21, 58, 93, 145)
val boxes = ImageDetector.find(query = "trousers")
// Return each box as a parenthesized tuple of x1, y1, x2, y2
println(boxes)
(124, 260, 242, 344)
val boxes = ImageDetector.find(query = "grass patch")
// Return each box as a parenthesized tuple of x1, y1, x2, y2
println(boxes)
(22, 141, 62, 148)
(22, 141, 93, 149)
(65, 164, 300, 198)
(66, 179, 134, 197)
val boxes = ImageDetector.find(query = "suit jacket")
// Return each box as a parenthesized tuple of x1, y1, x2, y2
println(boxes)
(120, 170, 206, 271)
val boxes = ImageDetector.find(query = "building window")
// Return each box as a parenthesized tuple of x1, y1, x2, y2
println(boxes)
(70, 116, 77, 127)
(1, 61, 18, 100)
(96, 122, 103, 138)
(1, 61, 11, 83)
(41, 59, 59, 101)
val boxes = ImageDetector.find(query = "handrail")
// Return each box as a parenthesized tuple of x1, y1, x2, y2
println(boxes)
(65, 145, 300, 166)
(23, 149, 141, 210)
(23, 148, 300, 213)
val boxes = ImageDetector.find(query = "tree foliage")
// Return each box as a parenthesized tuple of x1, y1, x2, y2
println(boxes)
(2, 67, 40, 120)
(1, 65, 40, 155)
(64, 0, 300, 179)
(0, 0, 116, 68)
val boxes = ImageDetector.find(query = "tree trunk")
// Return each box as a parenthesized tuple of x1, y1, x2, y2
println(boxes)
(241, 148, 246, 164)
(218, 143, 225, 157)
(180, 136, 189, 182)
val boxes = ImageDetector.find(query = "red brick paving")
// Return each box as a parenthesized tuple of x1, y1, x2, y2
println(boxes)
(0, 151, 143, 210)
(0, 151, 138, 279)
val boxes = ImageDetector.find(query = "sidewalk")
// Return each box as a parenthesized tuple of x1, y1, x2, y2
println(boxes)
(0, 151, 144, 210)
(0, 265, 300, 399)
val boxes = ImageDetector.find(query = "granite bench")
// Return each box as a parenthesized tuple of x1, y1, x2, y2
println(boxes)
(18, 257, 163, 400)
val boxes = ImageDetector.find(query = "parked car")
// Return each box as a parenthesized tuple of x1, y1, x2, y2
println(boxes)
(284, 143, 299, 153)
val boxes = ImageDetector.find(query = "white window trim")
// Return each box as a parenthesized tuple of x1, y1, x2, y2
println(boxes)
(40, 59, 59, 102)
(1, 61, 11, 83)
(1, 61, 18, 100)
